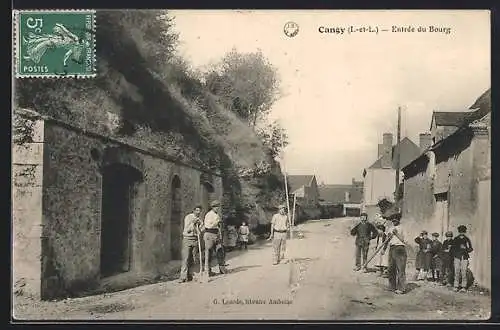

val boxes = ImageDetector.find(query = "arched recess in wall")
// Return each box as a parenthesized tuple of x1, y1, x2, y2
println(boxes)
(170, 175, 182, 261)
(100, 146, 145, 174)
(99, 162, 143, 278)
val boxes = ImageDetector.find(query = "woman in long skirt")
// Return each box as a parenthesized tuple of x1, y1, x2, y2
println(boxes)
(374, 224, 389, 276)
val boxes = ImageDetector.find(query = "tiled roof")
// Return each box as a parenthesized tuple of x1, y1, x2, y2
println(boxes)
(367, 137, 422, 170)
(469, 112, 490, 128)
(392, 137, 423, 169)
(318, 184, 363, 204)
(470, 88, 491, 112)
(367, 157, 383, 170)
(432, 89, 491, 131)
(432, 111, 472, 127)
(287, 175, 314, 192)
(432, 88, 491, 129)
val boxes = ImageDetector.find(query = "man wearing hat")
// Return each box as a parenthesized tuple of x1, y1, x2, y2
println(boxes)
(268, 203, 289, 265)
(383, 215, 408, 294)
(441, 231, 454, 286)
(451, 225, 473, 292)
(350, 212, 378, 272)
(203, 200, 228, 276)
(179, 205, 203, 283)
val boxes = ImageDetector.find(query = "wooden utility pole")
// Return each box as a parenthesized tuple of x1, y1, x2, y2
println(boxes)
(280, 131, 293, 239)
(395, 106, 402, 198)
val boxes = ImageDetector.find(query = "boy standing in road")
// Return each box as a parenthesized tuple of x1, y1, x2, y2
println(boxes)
(268, 204, 289, 265)
(452, 225, 474, 292)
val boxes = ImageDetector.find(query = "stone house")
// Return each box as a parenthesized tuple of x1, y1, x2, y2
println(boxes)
(287, 175, 321, 221)
(401, 88, 491, 289)
(318, 178, 363, 217)
(12, 108, 223, 300)
(362, 133, 423, 221)
(287, 175, 320, 206)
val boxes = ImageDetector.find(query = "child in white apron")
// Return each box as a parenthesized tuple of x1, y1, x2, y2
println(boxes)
(238, 222, 250, 250)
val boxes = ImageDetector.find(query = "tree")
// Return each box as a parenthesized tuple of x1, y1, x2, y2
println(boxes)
(204, 48, 281, 127)
(256, 121, 289, 159)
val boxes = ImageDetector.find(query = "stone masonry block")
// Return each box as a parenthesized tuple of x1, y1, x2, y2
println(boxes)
(12, 143, 44, 165)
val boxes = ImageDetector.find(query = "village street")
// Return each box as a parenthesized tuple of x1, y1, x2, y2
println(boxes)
(14, 218, 490, 321)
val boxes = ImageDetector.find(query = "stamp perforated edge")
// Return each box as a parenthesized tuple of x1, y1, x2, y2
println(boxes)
(13, 9, 97, 79)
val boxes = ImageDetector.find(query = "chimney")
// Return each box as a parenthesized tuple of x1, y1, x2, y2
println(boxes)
(381, 133, 393, 168)
(377, 144, 384, 158)
(352, 178, 355, 185)
(419, 133, 432, 150)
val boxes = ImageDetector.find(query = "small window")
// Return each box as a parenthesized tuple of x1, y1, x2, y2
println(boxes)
(434, 192, 448, 202)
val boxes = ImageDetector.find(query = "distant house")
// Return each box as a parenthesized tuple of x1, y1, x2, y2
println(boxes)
(402, 88, 491, 290)
(318, 178, 363, 217)
(287, 174, 321, 221)
(362, 133, 423, 221)
(287, 174, 320, 207)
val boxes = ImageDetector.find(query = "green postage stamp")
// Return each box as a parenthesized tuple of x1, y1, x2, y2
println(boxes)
(14, 10, 96, 78)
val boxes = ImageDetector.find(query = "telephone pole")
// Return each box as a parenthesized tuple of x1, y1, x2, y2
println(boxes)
(280, 130, 293, 239)
(395, 106, 402, 199)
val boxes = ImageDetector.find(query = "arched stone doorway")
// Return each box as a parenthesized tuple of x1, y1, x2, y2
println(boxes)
(100, 163, 142, 278)
(170, 175, 182, 260)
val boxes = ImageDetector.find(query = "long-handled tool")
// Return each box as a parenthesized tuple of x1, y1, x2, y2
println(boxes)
(195, 224, 209, 283)
(363, 235, 391, 268)
(363, 231, 408, 268)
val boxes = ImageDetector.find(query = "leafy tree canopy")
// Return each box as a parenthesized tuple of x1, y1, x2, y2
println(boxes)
(204, 48, 281, 127)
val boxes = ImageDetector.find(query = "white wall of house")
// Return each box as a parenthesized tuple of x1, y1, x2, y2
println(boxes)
(363, 168, 396, 206)
(293, 187, 305, 198)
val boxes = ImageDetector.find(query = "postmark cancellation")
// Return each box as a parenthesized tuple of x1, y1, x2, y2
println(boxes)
(13, 9, 96, 78)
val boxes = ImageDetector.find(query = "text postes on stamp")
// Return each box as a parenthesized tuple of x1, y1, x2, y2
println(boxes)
(14, 10, 96, 78)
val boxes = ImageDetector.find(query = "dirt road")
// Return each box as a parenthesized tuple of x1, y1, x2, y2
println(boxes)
(13, 218, 491, 321)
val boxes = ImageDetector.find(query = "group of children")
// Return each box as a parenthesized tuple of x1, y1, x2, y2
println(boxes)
(373, 223, 474, 293)
(413, 225, 474, 292)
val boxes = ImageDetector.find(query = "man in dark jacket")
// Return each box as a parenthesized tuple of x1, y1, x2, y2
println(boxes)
(351, 213, 378, 272)
(452, 225, 473, 292)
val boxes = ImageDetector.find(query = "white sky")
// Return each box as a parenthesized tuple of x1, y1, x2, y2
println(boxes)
(170, 10, 490, 184)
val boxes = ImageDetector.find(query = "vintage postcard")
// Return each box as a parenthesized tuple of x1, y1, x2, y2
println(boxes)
(11, 9, 491, 321)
